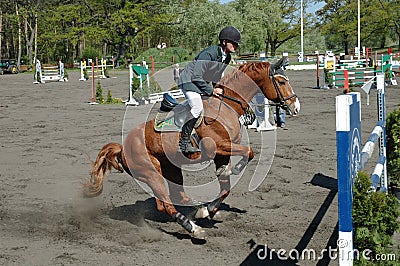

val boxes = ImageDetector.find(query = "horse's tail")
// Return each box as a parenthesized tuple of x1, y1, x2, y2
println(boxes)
(83, 142, 125, 197)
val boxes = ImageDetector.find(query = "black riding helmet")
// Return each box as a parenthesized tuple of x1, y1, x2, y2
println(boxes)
(218, 26, 242, 45)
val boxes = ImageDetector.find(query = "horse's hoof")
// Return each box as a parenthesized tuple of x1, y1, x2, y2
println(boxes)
(194, 206, 210, 219)
(211, 211, 223, 221)
(216, 165, 231, 177)
(192, 225, 206, 239)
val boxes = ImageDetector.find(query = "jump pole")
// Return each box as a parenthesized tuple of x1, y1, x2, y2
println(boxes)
(343, 70, 349, 93)
(149, 55, 155, 77)
(89, 61, 98, 105)
(314, 51, 321, 89)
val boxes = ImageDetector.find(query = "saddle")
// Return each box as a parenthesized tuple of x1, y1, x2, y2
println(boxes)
(154, 93, 202, 132)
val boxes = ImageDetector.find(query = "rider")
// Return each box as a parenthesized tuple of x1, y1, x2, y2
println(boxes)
(177, 26, 241, 153)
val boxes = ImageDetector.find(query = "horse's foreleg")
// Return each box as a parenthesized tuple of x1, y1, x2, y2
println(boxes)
(215, 140, 254, 175)
(206, 173, 231, 219)
(139, 170, 205, 239)
(203, 141, 254, 219)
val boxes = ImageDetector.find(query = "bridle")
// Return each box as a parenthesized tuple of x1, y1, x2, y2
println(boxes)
(215, 70, 298, 115)
(206, 63, 298, 123)
(270, 69, 297, 115)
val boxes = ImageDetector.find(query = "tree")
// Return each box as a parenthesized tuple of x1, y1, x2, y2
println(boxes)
(109, 0, 175, 62)
(234, 0, 302, 56)
(316, 0, 398, 53)
(377, 0, 400, 50)
(171, 1, 241, 53)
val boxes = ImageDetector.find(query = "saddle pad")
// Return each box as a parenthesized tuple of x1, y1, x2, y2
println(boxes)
(154, 111, 181, 132)
(154, 110, 203, 132)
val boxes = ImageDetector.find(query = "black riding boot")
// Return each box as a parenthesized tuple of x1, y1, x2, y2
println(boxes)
(178, 118, 201, 153)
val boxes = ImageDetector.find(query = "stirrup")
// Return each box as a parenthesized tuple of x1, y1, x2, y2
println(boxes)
(178, 143, 201, 153)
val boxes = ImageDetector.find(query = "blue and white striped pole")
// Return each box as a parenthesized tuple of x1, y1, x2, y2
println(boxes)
(336, 92, 361, 265)
(336, 73, 387, 266)
(376, 74, 387, 192)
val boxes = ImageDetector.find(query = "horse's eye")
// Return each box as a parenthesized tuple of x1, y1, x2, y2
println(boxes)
(278, 81, 286, 85)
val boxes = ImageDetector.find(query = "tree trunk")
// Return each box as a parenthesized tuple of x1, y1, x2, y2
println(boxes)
(80, 32, 85, 57)
(270, 44, 277, 56)
(24, 16, 34, 67)
(73, 42, 77, 63)
(343, 35, 349, 55)
(15, 3, 22, 67)
(379, 34, 386, 49)
(0, 8, 3, 60)
(34, 13, 38, 67)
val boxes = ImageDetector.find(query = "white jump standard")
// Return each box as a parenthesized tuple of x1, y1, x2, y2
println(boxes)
(33, 60, 67, 84)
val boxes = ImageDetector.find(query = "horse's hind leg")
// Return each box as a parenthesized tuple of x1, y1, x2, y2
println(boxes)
(160, 162, 210, 219)
(160, 162, 192, 205)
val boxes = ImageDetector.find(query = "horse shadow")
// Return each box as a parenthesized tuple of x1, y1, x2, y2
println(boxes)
(108, 197, 246, 243)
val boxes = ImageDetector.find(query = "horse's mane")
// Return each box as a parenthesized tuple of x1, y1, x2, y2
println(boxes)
(237, 61, 270, 75)
(216, 62, 271, 102)
(219, 62, 271, 86)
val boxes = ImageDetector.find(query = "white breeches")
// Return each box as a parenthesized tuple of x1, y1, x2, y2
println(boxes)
(183, 91, 203, 118)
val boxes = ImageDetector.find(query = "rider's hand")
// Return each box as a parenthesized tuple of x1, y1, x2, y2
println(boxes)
(213, 87, 223, 96)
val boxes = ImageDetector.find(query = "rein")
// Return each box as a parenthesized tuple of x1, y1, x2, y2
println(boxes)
(203, 93, 246, 125)
(216, 93, 243, 105)
(270, 73, 297, 115)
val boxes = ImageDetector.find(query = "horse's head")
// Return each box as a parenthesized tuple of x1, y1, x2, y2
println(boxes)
(266, 57, 300, 116)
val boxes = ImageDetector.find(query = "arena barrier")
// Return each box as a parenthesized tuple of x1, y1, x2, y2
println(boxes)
(79, 58, 111, 81)
(248, 93, 276, 131)
(33, 59, 66, 84)
(147, 89, 184, 104)
(336, 73, 387, 265)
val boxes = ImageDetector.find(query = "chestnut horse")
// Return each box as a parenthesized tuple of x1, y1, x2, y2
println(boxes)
(83, 57, 300, 239)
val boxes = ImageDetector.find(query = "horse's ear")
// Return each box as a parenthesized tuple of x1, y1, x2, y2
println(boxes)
(272, 56, 288, 70)
(270, 56, 288, 76)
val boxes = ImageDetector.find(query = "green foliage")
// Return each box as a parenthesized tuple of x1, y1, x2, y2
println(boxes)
(317, 0, 400, 53)
(81, 48, 102, 62)
(323, 68, 332, 85)
(95, 81, 104, 104)
(170, 1, 240, 53)
(94, 82, 122, 104)
(133, 47, 191, 65)
(3, 0, 400, 67)
(130, 78, 140, 99)
(132, 77, 162, 101)
(63, 68, 69, 79)
(83, 67, 89, 80)
(386, 108, 400, 186)
(106, 90, 113, 104)
(353, 172, 399, 265)
(105, 89, 123, 104)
